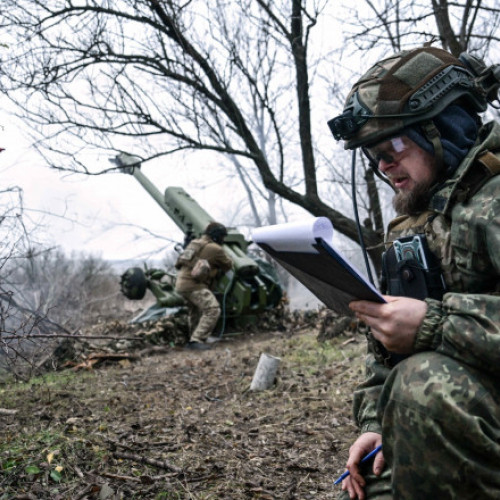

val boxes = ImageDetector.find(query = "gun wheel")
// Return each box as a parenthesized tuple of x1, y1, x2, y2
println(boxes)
(120, 267, 147, 300)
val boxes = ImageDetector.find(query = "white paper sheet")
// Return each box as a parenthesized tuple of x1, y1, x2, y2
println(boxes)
(251, 217, 333, 253)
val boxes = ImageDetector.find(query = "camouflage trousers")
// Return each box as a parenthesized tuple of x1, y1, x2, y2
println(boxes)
(339, 351, 500, 499)
(178, 288, 220, 342)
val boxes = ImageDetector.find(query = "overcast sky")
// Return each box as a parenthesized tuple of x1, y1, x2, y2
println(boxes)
(1, 108, 213, 262)
(2, 106, 313, 263)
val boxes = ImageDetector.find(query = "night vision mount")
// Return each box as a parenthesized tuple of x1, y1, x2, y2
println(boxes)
(328, 93, 371, 141)
(459, 52, 500, 108)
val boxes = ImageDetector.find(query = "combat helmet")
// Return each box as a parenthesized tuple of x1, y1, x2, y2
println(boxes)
(328, 45, 499, 151)
(204, 222, 228, 244)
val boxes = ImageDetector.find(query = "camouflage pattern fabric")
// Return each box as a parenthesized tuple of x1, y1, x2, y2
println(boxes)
(339, 47, 486, 150)
(348, 121, 500, 498)
(178, 288, 220, 342)
(379, 351, 500, 499)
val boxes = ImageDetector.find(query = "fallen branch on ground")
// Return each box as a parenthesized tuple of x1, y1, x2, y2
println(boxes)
(0, 408, 18, 415)
(67, 352, 139, 371)
(113, 451, 184, 475)
(1, 334, 140, 341)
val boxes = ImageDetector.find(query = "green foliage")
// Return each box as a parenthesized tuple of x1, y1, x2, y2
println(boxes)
(49, 469, 62, 482)
(25, 465, 41, 475)
(0, 371, 87, 402)
(0, 370, 98, 493)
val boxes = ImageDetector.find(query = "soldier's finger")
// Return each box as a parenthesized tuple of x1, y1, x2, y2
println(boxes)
(373, 450, 385, 475)
(343, 476, 365, 500)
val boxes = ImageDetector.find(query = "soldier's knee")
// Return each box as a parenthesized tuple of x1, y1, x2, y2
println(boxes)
(382, 351, 470, 419)
(205, 305, 221, 319)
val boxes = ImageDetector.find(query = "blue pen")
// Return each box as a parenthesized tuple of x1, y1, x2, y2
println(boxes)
(333, 445, 383, 485)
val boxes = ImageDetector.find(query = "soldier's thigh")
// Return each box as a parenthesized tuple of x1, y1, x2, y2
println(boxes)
(188, 288, 219, 311)
(379, 352, 500, 499)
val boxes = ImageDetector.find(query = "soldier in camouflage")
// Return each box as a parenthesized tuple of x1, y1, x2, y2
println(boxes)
(328, 45, 500, 499)
(175, 222, 233, 350)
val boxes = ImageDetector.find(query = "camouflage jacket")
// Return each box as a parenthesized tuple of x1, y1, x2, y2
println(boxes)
(174, 235, 233, 293)
(353, 121, 500, 434)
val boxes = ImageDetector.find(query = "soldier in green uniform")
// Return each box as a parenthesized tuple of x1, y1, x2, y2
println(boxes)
(328, 45, 500, 499)
(175, 222, 233, 350)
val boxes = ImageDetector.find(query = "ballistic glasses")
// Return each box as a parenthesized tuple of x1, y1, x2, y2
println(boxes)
(362, 136, 411, 168)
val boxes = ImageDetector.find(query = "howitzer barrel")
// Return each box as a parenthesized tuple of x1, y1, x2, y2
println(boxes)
(163, 187, 250, 252)
(164, 187, 258, 277)
(163, 187, 214, 237)
(122, 166, 211, 234)
(119, 160, 258, 277)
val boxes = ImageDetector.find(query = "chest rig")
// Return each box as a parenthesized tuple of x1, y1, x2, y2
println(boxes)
(374, 148, 500, 367)
(382, 212, 447, 300)
(383, 148, 500, 300)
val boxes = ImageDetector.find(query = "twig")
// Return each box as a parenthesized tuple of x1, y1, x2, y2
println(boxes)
(100, 472, 140, 482)
(106, 436, 181, 452)
(113, 451, 184, 475)
(341, 338, 356, 346)
(69, 353, 139, 370)
(73, 464, 84, 479)
(73, 484, 95, 500)
(0, 408, 18, 415)
(0, 285, 72, 335)
(1, 334, 140, 341)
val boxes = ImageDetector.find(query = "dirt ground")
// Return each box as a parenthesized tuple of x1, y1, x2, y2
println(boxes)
(0, 310, 367, 500)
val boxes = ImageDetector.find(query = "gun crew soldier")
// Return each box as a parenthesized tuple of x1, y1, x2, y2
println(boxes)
(175, 222, 233, 351)
(328, 45, 500, 499)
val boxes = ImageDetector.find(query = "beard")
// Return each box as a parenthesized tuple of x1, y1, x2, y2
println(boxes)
(392, 178, 434, 215)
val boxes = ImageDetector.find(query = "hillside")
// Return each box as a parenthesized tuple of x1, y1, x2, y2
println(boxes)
(0, 314, 366, 499)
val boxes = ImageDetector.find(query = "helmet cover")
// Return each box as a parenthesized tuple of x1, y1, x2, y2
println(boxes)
(329, 46, 488, 149)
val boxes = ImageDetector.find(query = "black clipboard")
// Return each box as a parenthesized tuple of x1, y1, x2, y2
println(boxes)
(253, 220, 385, 316)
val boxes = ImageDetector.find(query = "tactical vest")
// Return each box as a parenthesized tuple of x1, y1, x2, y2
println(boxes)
(382, 214, 446, 300)
(383, 148, 500, 298)
(175, 238, 209, 271)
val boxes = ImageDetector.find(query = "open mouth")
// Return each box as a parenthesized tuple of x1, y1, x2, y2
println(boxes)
(391, 176, 410, 189)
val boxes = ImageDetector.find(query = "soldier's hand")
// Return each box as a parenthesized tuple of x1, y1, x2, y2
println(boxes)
(349, 296, 427, 354)
(342, 432, 384, 500)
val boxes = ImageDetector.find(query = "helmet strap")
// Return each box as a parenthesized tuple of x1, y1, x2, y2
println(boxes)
(421, 120, 444, 170)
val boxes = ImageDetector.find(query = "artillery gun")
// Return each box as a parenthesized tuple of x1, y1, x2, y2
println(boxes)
(111, 153, 283, 326)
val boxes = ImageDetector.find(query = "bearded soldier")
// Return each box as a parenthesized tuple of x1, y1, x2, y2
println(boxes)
(328, 45, 500, 499)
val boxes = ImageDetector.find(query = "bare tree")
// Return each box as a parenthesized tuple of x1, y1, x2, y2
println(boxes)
(2, 0, 499, 275)
(0, 244, 131, 379)
(0, 0, 387, 271)
(341, 0, 500, 57)
(0, 181, 131, 378)
(0, 185, 57, 379)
